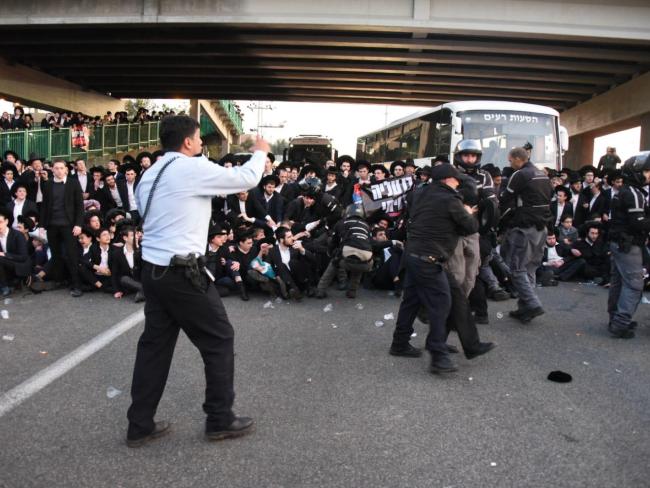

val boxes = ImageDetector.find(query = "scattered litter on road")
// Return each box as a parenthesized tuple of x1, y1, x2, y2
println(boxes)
(383, 313, 394, 320)
(331, 324, 338, 329)
(275, 297, 283, 304)
(2, 334, 14, 342)
(641, 295, 650, 304)
(263, 301, 274, 309)
(306, 377, 312, 383)
(1, 310, 9, 319)
(582, 361, 590, 366)
(3, 298, 12, 305)
(387, 291, 395, 297)
(615, 369, 622, 374)
(355, 303, 364, 310)
(39, 350, 48, 356)
(468, 377, 474, 382)
(106, 386, 122, 399)
(576, 332, 582, 336)
(490, 462, 497, 467)
(410, 332, 417, 338)
(323, 303, 333, 312)
(496, 312, 504, 319)
(374, 321, 384, 327)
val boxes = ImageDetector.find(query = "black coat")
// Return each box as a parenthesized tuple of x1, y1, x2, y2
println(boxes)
(250, 187, 284, 223)
(0, 180, 15, 206)
(550, 201, 573, 227)
(6, 199, 39, 221)
(0, 228, 31, 277)
(226, 194, 268, 227)
(40, 178, 84, 229)
(109, 245, 142, 292)
(71, 172, 93, 195)
(116, 179, 138, 212)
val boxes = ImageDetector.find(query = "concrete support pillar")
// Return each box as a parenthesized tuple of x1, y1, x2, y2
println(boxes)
(640, 112, 650, 151)
(565, 133, 594, 169)
(189, 99, 200, 121)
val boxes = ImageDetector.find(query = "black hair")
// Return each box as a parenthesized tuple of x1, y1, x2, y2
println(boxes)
(159, 115, 200, 152)
(275, 226, 290, 241)
(237, 231, 254, 243)
(79, 227, 94, 238)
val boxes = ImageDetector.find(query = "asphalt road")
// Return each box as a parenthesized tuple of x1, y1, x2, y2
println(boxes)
(0, 283, 649, 488)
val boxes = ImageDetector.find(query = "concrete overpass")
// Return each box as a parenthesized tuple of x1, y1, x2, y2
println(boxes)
(1, 0, 650, 163)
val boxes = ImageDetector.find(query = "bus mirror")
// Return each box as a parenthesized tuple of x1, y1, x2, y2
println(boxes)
(559, 126, 569, 152)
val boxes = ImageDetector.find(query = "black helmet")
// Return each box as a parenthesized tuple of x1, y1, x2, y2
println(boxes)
(344, 203, 365, 219)
(453, 139, 482, 172)
(298, 176, 323, 197)
(621, 151, 650, 187)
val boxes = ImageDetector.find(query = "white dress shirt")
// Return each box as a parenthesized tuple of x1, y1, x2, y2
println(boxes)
(126, 181, 137, 210)
(279, 244, 291, 270)
(12, 200, 25, 229)
(77, 172, 88, 193)
(136, 150, 266, 266)
(110, 185, 123, 207)
(124, 246, 134, 270)
(0, 229, 7, 253)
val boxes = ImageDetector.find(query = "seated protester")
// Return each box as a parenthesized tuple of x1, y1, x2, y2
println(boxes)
(0, 208, 31, 296)
(558, 215, 579, 245)
(584, 181, 608, 222)
(0, 166, 17, 207)
(7, 183, 38, 230)
(105, 208, 126, 240)
(99, 173, 123, 215)
(109, 226, 144, 302)
(316, 202, 373, 299)
(571, 224, 610, 285)
(84, 210, 103, 236)
(230, 231, 282, 298)
(88, 166, 105, 203)
(250, 175, 284, 230)
(77, 227, 111, 293)
(268, 226, 317, 300)
(550, 186, 573, 230)
(537, 232, 583, 285)
(324, 167, 346, 202)
(249, 243, 288, 299)
(369, 226, 404, 294)
(15, 215, 36, 258)
(205, 224, 248, 301)
(226, 190, 268, 230)
(275, 165, 299, 203)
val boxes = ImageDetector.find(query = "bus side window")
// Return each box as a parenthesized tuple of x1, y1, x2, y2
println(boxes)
(437, 109, 453, 156)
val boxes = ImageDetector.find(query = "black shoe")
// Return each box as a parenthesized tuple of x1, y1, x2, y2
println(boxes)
(337, 280, 348, 291)
(289, 287, 303, 301)
(429, 355, 458, 374)
(389, 344, 422, 357)
(446, 344, 460, 354)
(0, 287, 11, 297)
(134, 290, 145, 303)
(517, 307, 545, 324)
(237, 283, 249, 301)
(126, 421, 171, 448)
(70, 288, 83, 298)
(205, 416, 255, 441)
(30, 280, 56, 293)
(315, 289, 327, 299)
(629, 321, 638, 330)
(608, 324, 635, 339)
(276, 278, 289, 300)
(259, 281, 277, 299)
(488, 288, 510, 301)
(509, 308, 526, 318)
(345, 289, 356, 299)
(474, 314, 489, 325)
(465, 342, 496, 360)
(306, 286, 316, 298)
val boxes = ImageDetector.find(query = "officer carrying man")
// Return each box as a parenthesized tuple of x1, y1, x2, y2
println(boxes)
(390, 163, 478, 374)
(500, 147, 553, 324)
(607, 151, 650, 339)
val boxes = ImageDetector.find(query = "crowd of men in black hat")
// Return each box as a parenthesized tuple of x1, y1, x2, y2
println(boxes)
(0, 142, 646, 335)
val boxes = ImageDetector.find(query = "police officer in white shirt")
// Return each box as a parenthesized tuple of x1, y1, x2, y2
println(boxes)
(126, 115, 268, 447)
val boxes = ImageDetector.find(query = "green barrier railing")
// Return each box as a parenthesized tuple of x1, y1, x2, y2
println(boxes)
(219, 100, 243, 135)
(0, 121, 160, 162)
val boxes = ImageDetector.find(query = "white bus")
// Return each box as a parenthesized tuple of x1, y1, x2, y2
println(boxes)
(356, 101, 569, 170)
(283, 135, 338, 165)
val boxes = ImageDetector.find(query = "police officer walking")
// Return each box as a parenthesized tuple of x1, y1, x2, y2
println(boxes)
(607, 152, 650, 339)
(390, 164, 478, 374)
(126, 116, 268, 447)
(500, 147, 553, 324)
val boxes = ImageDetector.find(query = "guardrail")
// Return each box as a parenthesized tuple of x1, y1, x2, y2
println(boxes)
(219, 100, 244, 135)
(0, 121, 160, 162)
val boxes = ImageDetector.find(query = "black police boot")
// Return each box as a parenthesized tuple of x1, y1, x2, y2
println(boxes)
(429, 355, 458, 374)
(608, 323, 635, 339)
(205, 416, 255, 441)
(465, 342, 496, 360)
(389, 343, 422, 357)
(516, 307, 545, 323)
(487, 288, 510, 301)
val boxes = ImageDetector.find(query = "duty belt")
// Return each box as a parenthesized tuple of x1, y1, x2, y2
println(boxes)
(408, 253, 440, 264)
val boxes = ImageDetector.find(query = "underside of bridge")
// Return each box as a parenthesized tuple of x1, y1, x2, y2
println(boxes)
(1, 24, 649, 111)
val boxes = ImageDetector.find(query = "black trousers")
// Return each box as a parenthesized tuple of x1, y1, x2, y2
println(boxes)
(127, 261, 236, 439)
(47, 225, 80, 288)
(0, 257, 17, 287)
(392, 256, 451, 356)
(445, 270, 481, 353)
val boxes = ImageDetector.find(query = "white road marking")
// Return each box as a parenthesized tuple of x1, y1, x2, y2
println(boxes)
(0, 309, 144, 418)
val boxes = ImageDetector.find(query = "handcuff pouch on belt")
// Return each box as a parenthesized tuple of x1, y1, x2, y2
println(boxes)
(171, 254, 209, 292)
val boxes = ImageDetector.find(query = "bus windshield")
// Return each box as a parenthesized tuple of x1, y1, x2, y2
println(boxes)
(459, 110, 558, 168)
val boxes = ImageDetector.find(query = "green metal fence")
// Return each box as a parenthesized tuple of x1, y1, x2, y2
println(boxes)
(0, 121, 160, 162)
(219, 100, 244, 135)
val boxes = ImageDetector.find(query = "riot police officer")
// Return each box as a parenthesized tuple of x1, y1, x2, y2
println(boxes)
(500, 147, 553, 324)
(390, 164, 478, 374)
(607, 151, 650, 338)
